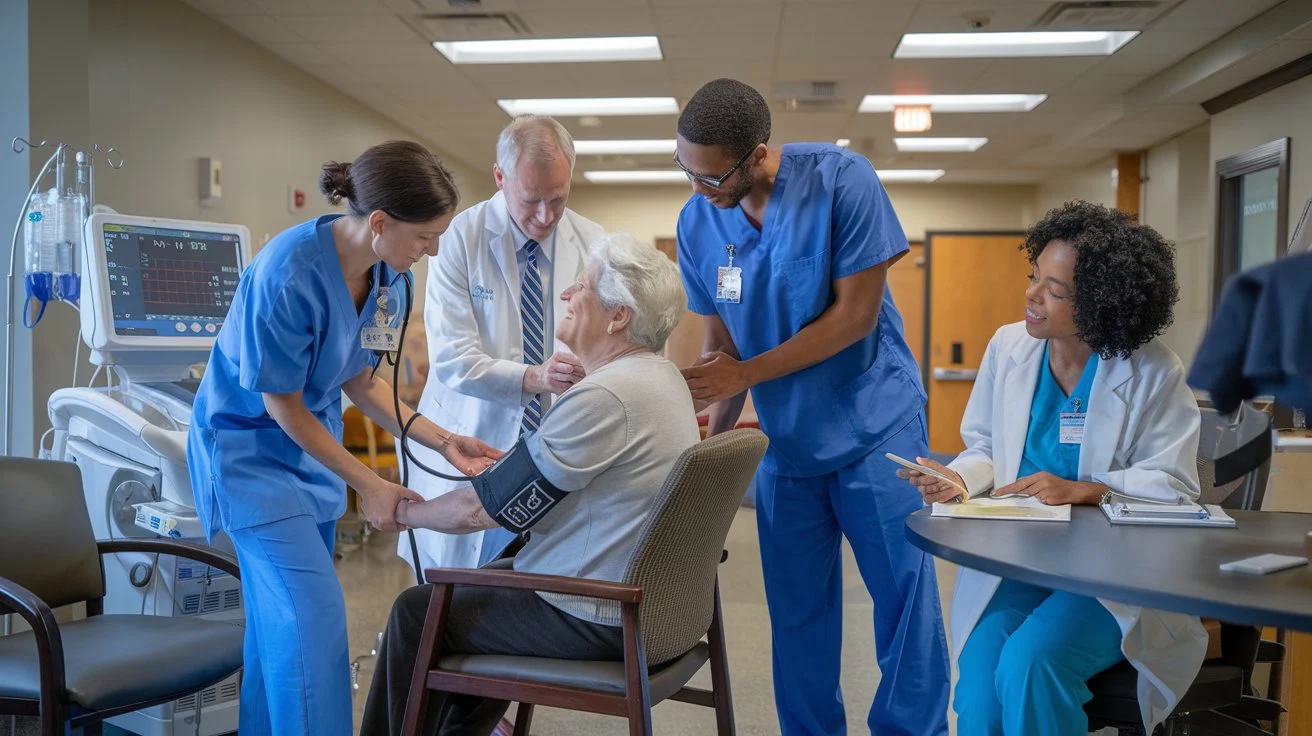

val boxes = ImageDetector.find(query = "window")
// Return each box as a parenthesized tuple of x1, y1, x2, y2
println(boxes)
(1213, 138, 1290, 307)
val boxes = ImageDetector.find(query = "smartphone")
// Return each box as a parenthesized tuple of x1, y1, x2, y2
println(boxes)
(1218, 553, 1308, 575)
(885, 453, 968, 499)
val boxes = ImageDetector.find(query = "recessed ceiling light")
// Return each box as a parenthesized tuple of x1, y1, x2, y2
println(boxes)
(583, 170, 688, 183)
(498, 97, 679, 117)
(434, 36, 663, 64)
(573, 139, 678, 155)
(836, 139, 851, 148)
(894, 31, 1139, 59)
(894, 137, 989, 152)
(859, 95, 1046, 113)
(876, 169, 945, 183)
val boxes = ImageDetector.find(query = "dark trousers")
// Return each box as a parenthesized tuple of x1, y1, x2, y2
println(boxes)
(360, 583, 624, 736)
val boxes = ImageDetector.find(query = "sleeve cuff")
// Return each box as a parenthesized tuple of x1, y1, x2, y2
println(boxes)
(949, 457, 995, 497)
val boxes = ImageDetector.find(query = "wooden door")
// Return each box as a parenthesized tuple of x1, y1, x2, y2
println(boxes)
(925, 232, 1030, 454)
(885, 242, 925, 368)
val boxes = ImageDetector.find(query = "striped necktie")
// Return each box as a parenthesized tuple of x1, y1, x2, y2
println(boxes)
(520, 239, 544, 434)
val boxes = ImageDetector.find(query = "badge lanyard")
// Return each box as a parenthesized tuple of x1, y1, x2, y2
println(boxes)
(715, 243, 742, 304)
(361, 262, 402, 352)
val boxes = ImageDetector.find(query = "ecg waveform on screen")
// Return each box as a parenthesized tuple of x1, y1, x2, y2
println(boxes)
(140, 256, 227, 309)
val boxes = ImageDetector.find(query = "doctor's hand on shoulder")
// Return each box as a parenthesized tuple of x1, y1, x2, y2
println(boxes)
(992, 472, 1106, 506)
(441, 434, 504, 477)
(524, 352, 586, 395)
(897, 457, 967, 504)
(361, 480, 425, 533)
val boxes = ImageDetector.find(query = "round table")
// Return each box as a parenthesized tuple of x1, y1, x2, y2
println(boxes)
(906, 506, 1312, 631)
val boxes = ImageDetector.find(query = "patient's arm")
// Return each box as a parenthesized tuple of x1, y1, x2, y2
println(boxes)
(397, 488, 499, 534)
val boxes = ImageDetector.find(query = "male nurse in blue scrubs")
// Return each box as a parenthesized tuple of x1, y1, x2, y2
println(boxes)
(675, 79, 950, 735)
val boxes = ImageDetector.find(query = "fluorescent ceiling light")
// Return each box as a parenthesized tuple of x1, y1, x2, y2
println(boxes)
(859, 94, 1046, 113)
(836, 138, 851, 148)
(876, 169, 945, 183)
(434, 36, 662, 64)
(895, 137, 989, 152)
(895, 31, 1139, 59)
(573, 139, 677, 155)
(499, 97, 679, 117)
(583, 170, 688, 183)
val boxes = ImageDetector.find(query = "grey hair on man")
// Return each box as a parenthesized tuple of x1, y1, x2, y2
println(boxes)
(496, 115, 576, 177)
(590, 233, 686, 353)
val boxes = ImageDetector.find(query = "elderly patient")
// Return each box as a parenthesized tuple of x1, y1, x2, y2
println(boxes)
(900, 201, 1208, 735)
(361, 233, 699, 736)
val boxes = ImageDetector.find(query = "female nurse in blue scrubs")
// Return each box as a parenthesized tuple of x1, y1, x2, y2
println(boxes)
(187, 140, 502, 736)
(901, 201, 1208, 734)
(673, 78, 950, 736)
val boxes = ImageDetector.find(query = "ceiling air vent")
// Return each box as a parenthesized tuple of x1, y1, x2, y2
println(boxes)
(773, 81, 848, 113)
(414, 12, 531, 41)
(1032, 1, 1176, 29)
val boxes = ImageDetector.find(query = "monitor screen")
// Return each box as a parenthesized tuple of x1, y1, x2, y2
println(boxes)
(100, 222, 243, 338)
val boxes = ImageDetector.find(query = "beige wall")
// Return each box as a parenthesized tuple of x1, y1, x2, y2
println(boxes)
(1211, 73, 1312, 251)
(566, 182, 1040, 246)
(89, 0, 495, 303)
(1143, 124, 1212, 368)
(1035, 156, 1117, 215)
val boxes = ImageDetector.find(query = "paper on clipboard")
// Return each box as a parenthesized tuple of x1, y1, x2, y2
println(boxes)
(932, 496, 1072, 522)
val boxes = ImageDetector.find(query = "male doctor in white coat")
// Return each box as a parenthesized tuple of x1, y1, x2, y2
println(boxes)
(405, 114, 606, 571)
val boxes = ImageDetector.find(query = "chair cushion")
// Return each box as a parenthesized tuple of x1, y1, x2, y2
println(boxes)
(1085, 660, 1244, 723)
(437, 641, 710, 704)
(0, 614, 244, 711)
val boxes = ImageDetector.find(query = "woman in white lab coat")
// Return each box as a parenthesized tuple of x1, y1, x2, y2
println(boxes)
(901, 201, 1207, 735)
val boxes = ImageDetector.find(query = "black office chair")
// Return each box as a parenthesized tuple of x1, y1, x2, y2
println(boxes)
(0, 456, 244, 736)
(1084, 404, 1279, 735)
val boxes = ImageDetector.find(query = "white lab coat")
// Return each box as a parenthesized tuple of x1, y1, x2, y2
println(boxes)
(946, 322, 1208, 731)
(401, 191, 606, 571)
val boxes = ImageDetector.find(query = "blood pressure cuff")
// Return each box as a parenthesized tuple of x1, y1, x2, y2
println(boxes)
(471, 437, 568, 533)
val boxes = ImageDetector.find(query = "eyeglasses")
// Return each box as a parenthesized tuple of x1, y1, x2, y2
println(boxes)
(672, 145, 758, 189)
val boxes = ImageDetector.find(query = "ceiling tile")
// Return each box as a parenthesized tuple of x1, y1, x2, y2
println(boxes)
(183, 0, 265, 15)
(459, 63, 579, 97)
(324, 42, 461, 70)
(776, 34, 900, 59)
(652, 6, 782, 37)
(515, 0, 649, 8)
(780, 1, 917, 36)
(1125, 104, 1209, 126)
(967, 57, 1102, 93)
(250, 0, 391, 14)
(218, 14, 306, 45)
(1150, 0, 1286, 32)
(1008, 145, 1113, 169)
(514, 9, 657, 37)
(905, 2, 1063, 33)
(660, 35, 777, 61)
(865, 59, 991, 94)
(277, 13, 417, 43)
(564, 63, 673, 97)
(1166, 38, 1312, 103)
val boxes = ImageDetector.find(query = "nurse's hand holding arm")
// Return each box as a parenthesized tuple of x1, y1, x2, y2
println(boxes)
(263, 391, 424, 533)
(342, 368, 503, 476)
(682, 264, 889, 405)
(691, 315, 749, 435)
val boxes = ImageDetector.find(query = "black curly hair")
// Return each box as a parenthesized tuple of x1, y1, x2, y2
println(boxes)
(1023, 201, 1179, 360)
(677, 78, 772, 159)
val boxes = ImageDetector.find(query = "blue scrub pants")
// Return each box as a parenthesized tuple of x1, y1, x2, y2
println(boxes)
(955, 579, 1125, 736)
(756, 414, 950, 736)
(228, 515, 352, 736)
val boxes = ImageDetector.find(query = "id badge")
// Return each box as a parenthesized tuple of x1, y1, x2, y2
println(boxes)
(1059, 413, 1086, 444)
(716, 266, 742, 303)
(361, 285, 402, 351)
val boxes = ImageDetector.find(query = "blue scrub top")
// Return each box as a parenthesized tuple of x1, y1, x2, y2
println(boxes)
(187, 214, 405, 535)
(676, 143, 925, 477)
(1017, 344, 1100, 481)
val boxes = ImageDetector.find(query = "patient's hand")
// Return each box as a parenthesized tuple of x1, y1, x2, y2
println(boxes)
(442, 434, 504, 476)
(992, 472, 1105, 505)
